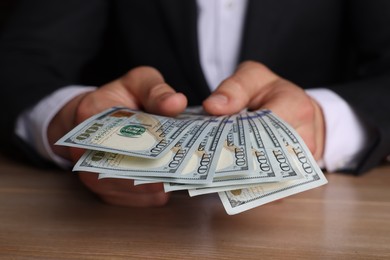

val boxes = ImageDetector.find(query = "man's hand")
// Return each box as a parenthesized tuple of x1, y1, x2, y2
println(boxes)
(48, 67, 188, 207)
(203, 61, 325, 161)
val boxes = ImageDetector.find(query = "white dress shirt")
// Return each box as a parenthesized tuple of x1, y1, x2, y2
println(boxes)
(16, 0, 367, 172)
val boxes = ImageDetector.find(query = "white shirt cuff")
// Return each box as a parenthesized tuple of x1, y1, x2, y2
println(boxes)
(15, 85, 97, 168)
(306, 88, 368, 172)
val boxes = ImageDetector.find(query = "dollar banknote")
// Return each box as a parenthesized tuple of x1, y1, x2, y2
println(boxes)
(247, 111, 302, 181)
(213, 114, 253, 178)
(56, 107, 201, 159)
(164, 111, 301, 192)
(160, 115, 233, 185)
(218, 111, 327, 215)
(57, 107, 327, 215)
(74, 118, 218, 184)
(169, 112, 295, 194)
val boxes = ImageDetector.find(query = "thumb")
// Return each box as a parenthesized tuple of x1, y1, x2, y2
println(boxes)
(119, 66, 188, 117)
(203, 61, 278, 115)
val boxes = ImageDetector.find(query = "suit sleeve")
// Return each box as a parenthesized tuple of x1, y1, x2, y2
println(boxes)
(0, 0, 108, 154)
(328, 0, 390, 174)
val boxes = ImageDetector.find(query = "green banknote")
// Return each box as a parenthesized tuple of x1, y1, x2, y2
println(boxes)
(75, 118, 218, 184)
(218, 111, 327, 215)
(56, 107, 201, 159)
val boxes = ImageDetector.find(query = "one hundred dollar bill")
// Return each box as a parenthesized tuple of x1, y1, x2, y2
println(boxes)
(74, 118, 217, 184)
(218, 111, 327, 215)
(61, 107, 327, 215)
(214, 114, 253, 177)
(164, 112, 294, 192)
(163, 115, 234, 190)
(185, 112, 302, 196)
(95, 115, 231, 185)
(246, 111, 302, 181)
(56, 107, 201, 159)
(263, 111, 323, 179)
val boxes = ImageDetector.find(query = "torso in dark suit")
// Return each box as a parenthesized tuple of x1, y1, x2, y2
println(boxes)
(1, 0, 389, 173)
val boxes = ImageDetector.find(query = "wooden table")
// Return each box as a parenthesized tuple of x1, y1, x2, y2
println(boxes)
(1, 154, 390, 259)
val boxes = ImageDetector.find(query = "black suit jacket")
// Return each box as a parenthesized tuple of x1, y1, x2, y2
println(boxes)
(1, 0, 390, 173)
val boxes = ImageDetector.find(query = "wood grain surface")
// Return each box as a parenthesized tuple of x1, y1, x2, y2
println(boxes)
(1, 155, 389, 259)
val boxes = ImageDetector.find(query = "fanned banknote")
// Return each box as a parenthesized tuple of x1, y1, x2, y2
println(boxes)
(57, 107, 327, 215)
(163, 114, 257, 192)
(56, 107, 201, 159)
(218, 111, 327, 215)
(74, 118, 218, 184)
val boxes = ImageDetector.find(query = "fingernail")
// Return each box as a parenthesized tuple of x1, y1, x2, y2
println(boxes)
(206, 94, 228, 105)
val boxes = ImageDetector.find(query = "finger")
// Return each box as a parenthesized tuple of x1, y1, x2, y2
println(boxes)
(120, 66, 187, 117)
(203, 61, 278, 115)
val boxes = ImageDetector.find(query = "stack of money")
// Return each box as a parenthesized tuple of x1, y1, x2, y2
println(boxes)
(56, 107, 327, 215)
